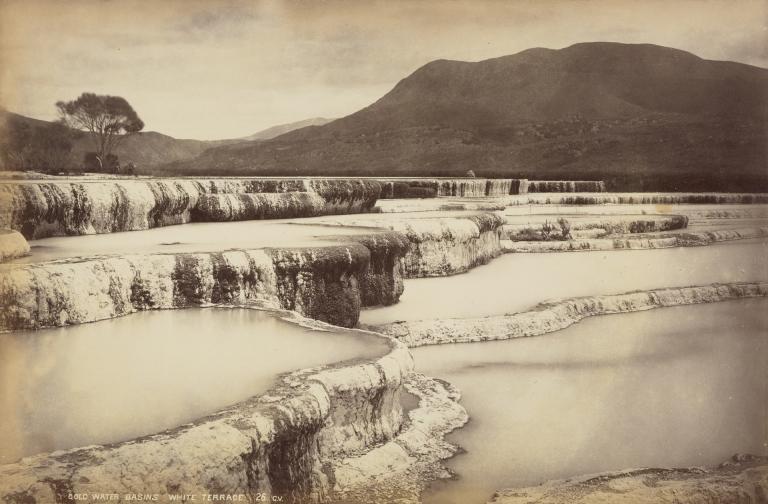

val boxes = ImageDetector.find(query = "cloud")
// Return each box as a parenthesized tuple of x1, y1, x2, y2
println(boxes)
(1, 0, 766, 139)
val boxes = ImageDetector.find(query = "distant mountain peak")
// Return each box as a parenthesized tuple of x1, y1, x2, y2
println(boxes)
(240, 117, 335, 142)
(156, 42, 767, 192)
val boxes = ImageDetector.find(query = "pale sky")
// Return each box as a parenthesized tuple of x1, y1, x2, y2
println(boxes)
(1, 0, 766, 140)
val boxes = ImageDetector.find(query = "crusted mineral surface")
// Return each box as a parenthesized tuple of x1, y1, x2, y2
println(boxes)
(503, 226, 768, 252)
(369, 282, 768, 347)
(3, 179, 767, 504)
(331, 373, 468, 503)
(192, 192, 328, 221)
(0, 308, 417, 504)
(314, 212, 506, 277)
(376, 178, 525, 198)
(0, 229, 30, 262)
(0, 209, 511, 329)
(502, 192, 768, 206)
(525, 180, 606, 193)
(0, 178, 382, 239)
(502, 214, 689, 241)
(488, 455, 768, 504)
(0, 229, 413, 330)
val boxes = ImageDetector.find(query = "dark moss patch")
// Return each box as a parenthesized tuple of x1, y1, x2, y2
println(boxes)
(263, 409, 325, 503)
(41, 478, 74, 504)
(527, 180, 606, 193)
(171, 255, 205, 306)
(2, 490, 36, 504)
(346, 232, 410, 307)
(129, 275, 156, 309)
(267, 245, 370, 327)
(308, 179, 381, 210)
(210, 253, 241, 304)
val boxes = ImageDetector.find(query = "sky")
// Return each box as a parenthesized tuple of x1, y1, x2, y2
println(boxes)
(1, 0, 766, 140)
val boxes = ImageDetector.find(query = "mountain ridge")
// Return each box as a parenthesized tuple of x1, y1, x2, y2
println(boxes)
(162, 42, 768, 191)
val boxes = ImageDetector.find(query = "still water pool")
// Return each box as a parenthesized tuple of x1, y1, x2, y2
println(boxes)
(0, 308, 388, 463)
(415, 299, 768, 504)
(361, 241, 768, 325)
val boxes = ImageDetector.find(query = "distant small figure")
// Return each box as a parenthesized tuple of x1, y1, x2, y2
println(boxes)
(466, 170, 476, 178)
(541, 220, 555, 240)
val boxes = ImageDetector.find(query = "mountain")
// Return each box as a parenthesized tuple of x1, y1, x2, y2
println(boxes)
(239, 117, 334, 142)
(162, 42, 768, 191)
(0, 111, 333, 169)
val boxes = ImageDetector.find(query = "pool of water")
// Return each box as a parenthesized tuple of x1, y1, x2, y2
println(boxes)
(0, 308, 389, 463)
(360, 241, 768, 325)
(415, 299, 768, 504)
(13, 220, 381, 264)
(14, 208, 496, 265)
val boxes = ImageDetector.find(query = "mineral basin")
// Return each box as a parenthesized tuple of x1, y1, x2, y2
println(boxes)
(415, 299, 768, 504)
(0, 308, 389, 463)
(10, 219, 379, 264)
(360, 240, 768, 325)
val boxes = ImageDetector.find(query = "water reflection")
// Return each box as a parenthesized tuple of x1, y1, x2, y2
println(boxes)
(415, 300, 768, 504)
(0, 308, 387, 463)
(361, 241, 768, 325)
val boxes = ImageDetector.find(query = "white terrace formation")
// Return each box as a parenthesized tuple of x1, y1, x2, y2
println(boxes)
(0, 175, 766, 504)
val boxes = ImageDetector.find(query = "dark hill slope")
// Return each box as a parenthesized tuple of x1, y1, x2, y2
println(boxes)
(164, 43, 768, 191)
(0, 112, 334, 169)
(0, 110, 230, 168)
(240, 117, 334, 141)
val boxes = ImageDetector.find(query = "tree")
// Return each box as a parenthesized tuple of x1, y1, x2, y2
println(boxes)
(84, 152, 120, 173)
(57, 92, 143, 172)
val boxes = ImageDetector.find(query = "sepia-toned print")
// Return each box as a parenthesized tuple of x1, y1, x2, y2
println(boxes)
(0, 1, 766, 503)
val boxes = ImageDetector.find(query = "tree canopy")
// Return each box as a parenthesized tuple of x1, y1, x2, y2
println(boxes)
(56, 92, 144, 170)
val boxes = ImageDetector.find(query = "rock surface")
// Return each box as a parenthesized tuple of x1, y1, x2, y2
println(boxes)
(502, 214, 689, 241)
(375, 179, 606, 199)
(0, 229, 29, 261)
(525, 180, 606, 193)
(489, 455, 768, 504)
(3, 180, 766, 504)
(0, 231, 409, 330)
(0, 309, 415, 504)
(192, 192, 328, 221)
(503, 192, 768, 206)
(316, 213, 506, 277)
(0, 178, 382, 239)
(370, 282, 768, 346)
(503, 226, 768, 252)
(0, 209, 508, 329)
(332, 373, 468, 503)
(377, 178, 524, 198)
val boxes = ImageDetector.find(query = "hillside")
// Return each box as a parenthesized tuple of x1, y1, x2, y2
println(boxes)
(240, 117, 334, 141)
(163, 42, 768, 191)
(0, 111, 333, 169)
